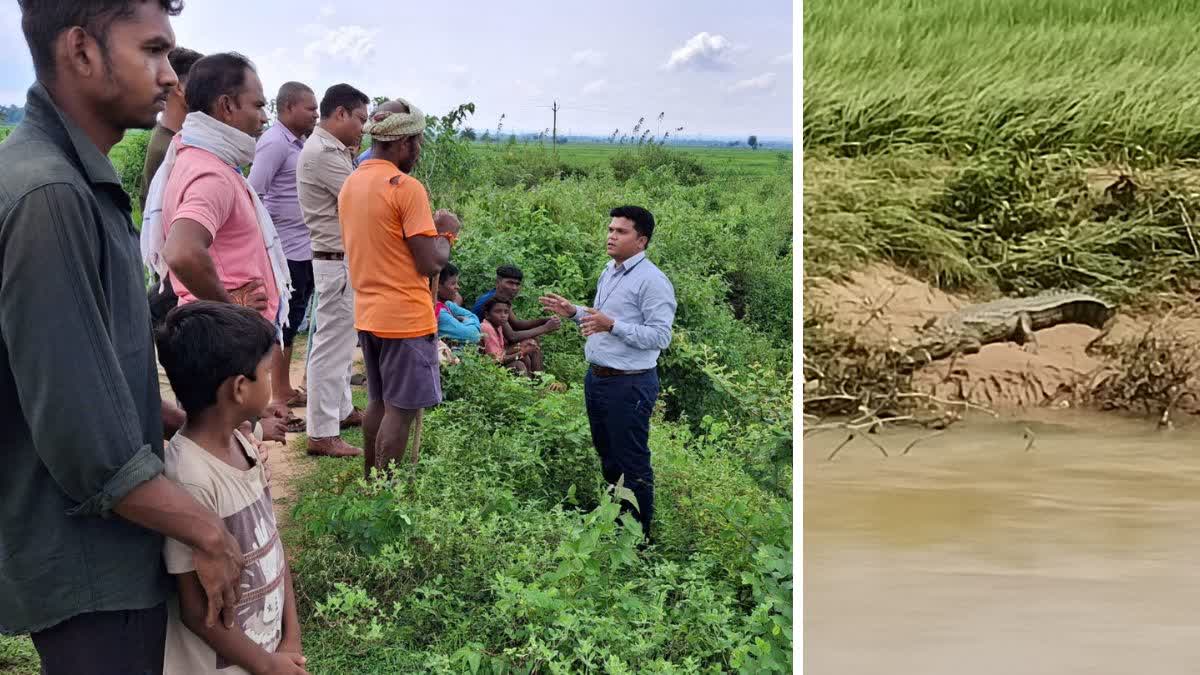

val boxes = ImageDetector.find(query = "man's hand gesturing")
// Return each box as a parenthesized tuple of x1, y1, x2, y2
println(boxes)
(539, 293, 576, 319)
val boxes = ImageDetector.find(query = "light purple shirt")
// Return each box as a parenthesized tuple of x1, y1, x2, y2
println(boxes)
(249, 123, 311, 261)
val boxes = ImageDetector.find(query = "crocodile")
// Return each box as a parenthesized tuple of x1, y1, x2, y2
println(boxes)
(901, 292, 1116, 370)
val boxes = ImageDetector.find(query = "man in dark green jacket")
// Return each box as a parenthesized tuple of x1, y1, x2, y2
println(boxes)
(0, 2, 244, 672)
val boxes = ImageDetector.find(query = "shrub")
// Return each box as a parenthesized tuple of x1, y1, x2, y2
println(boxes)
(611, 144, 707, 185)
(287, 352, 791, 673)
(109, 129, 150, 216)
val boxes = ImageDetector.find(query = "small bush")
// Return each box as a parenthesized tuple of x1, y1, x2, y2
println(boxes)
(109, 129, 150, 213)
(611, 145, 707, 185)
(1088, 320, 1200, 417)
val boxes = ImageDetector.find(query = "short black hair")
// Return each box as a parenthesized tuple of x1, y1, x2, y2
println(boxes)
(320, 83, 369, 120)
(610, 205, 656, 243)
(276, 81, 314, 111)
(19, 0, 184, 80)
(482, 297, 512, 316)
(185, 52, 255, 115)
(440, 262, 459, 283)
(168, 45, 203, 82)
(496, 265, 524, 281)
(155, 301, 277, 416)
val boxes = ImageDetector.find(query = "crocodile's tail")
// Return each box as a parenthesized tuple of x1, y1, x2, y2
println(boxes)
(1062, 300, 1115, 329)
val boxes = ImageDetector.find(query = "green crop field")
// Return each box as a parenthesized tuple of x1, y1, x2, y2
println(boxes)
(804, 0, 1200, 158)
(489, 142, 794, 177)
(804, 0, 1200, 302)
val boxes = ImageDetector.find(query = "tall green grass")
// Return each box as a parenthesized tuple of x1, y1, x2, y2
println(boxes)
(804, 147, 1200, 300)
(804, 0, 1200, 157)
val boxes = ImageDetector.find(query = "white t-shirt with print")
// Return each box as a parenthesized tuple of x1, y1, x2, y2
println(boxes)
(162, 431, 285, 674)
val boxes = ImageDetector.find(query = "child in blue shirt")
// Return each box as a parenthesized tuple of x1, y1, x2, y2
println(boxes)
(436, 263, 482, 345)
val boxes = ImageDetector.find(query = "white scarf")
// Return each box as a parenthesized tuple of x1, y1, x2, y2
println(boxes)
(140, 112, 293, 334)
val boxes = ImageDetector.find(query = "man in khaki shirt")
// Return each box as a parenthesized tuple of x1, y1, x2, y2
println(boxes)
(296, 84, 371, 457)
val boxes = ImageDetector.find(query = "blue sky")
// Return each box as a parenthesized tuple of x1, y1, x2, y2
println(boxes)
(0, 1, 794, 139)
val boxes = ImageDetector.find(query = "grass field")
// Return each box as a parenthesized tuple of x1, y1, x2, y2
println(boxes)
(804, 0, 1200, 158)
(803, 0, 1200, 303)
(493, 142, 794, 176)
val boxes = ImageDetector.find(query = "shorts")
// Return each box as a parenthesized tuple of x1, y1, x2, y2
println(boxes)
(358, 331, 442, 410)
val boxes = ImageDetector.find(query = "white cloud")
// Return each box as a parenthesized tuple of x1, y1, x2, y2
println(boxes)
(302, 25, 379, 66)
(319, 5, 335, 19)
(254, 47, 319, 95)
(664, 32, 733, 71)
(570, 49, 606, 67)
(729, 72, 776, 93)
(581, 79, 608, 95)
(772, 51, 792, 65)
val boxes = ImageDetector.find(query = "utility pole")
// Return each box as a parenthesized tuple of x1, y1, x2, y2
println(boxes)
(551, 100, 559, 155)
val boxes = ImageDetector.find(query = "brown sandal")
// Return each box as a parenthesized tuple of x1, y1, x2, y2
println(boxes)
(285, 387, 307, 407)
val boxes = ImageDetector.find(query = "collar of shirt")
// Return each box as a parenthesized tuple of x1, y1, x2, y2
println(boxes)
(313, 125, 348, 153)
(23, 82, 125, 193)
(608, 250, 648, 276)
(273, 121, 305, 148)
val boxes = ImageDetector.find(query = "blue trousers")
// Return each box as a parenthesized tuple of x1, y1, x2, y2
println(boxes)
(583, 368, 659, 538)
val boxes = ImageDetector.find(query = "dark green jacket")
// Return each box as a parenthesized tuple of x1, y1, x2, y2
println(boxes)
(0, 83, 169, 633)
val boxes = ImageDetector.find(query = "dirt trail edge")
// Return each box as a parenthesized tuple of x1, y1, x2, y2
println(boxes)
(267, 336, 364, 529)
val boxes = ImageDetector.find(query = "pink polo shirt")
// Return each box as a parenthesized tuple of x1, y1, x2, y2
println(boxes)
(162, 142, 280, 323)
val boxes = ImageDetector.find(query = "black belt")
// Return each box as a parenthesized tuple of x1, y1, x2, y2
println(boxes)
(590, 365, 651, 378)
(313, 251, 344, 260)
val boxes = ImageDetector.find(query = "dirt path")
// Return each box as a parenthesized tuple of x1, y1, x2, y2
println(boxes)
(266, 336, 365, 527)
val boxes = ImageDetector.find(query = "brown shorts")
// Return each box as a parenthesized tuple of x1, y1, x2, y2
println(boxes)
(359, 331, 442, 410)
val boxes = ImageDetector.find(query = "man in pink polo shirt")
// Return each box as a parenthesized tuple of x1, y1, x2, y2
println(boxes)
(159, 53, 291, 419)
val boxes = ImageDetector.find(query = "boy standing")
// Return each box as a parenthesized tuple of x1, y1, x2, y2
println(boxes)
(156, 302, 306, 675)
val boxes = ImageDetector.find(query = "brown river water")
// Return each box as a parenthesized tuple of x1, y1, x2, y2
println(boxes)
(804, 411, 1200, 674)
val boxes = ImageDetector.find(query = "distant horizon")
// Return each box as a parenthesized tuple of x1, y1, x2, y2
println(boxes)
(0, 102, 792, 145)
(0, 98, 792, 143)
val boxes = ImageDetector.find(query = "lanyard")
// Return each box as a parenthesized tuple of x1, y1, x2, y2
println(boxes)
(596, 257, 644, 311)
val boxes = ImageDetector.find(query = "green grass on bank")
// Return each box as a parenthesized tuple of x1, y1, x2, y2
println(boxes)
(802, 0, 1200, 302)
(804, 0, 1200, 158)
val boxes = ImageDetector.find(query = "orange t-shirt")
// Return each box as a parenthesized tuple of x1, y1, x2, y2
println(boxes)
(338, 160, 437, 338)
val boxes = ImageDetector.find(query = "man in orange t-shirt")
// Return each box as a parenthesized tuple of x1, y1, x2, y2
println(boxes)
(339, 98, 461, 479)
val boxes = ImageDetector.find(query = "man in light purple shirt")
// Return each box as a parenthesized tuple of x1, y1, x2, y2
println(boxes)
(249, 81, 319, 425)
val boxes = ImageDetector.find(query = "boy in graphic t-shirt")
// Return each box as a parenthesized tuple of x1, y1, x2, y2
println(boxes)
(155, 301, 306, 675)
